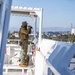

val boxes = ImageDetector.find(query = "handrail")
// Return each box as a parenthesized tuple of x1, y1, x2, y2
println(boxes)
(45, 59, 61, 75)
(39, 51, 61, 75)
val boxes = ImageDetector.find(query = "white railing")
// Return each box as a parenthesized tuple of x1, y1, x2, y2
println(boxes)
(45, 59, 61, 75)
(36, 39, 75, 75)
(39, 51, 61, 75)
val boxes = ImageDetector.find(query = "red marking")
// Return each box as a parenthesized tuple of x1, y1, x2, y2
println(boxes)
(37, 47, 40, 51)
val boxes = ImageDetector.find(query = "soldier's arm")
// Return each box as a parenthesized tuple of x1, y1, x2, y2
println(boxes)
(28, 28, 32, 34)
(20, 28, 28, 34)
(27, 26, 32, 34)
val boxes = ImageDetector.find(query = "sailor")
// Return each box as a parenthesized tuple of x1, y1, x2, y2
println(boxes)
(19, 21, 32, 67)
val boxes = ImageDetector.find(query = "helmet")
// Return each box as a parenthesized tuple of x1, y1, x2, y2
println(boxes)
(22, 21, 28, 27)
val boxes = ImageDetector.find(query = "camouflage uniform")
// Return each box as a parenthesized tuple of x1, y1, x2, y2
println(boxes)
(19, 21, 32, 67)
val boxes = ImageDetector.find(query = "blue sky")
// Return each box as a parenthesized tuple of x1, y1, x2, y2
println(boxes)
(9, 0, 75, 31)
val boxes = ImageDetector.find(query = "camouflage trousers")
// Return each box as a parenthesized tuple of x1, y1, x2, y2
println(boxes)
(20, 40, 29, 65)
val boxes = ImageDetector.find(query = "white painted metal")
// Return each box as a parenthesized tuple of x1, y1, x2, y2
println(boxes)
(35, 39, 75, 75)
(38, 8, 43, 45)
(34, 8, 43, 46)
(33, 17, 37, 39)
(46, 59, 61, 75)
(3, 72, 27, 75)
(3, 64, 34, 73)
(35, 50, 45, 75)
(35, 39, 56, 75)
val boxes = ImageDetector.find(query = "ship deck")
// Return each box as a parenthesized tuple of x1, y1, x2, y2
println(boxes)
(3, 72, 27, 75)
(3, 64, 34, 75)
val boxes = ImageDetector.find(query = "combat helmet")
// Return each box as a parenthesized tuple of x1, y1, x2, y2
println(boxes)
(22, 21, 28, 27)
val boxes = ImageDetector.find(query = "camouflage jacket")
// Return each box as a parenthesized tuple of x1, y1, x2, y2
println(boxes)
(19, 27, 29, 41)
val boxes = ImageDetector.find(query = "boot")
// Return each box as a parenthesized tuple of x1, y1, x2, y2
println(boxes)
(19, 64, 28, 67)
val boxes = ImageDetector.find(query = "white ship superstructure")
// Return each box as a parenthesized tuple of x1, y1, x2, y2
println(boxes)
(71, 28, 75, 35)
(0, 0, 75, 75)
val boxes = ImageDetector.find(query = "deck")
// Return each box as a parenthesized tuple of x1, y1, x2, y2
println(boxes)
(3, 64, 34, 75)
(3, 72, 27, 75)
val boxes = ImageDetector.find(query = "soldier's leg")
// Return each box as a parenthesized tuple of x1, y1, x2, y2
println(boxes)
(20, 41, 28, 65)
(24, 41, 30, 65)
(18, 42, 23, 62)
(23, 41, 29, 65)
